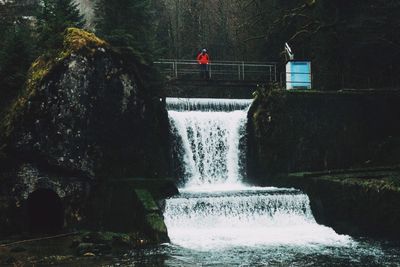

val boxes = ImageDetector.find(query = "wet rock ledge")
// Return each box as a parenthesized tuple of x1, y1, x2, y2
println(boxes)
(267, 167, 400, 240)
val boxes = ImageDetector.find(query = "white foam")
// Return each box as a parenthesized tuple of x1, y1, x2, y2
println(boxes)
(165, 98, 353, 251)
(166, 97, 253, 112)
(164, 189, 353, 250)
(169, 109, 248, 187)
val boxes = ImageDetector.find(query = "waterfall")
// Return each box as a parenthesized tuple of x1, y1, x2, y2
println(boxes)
(165, 97, 352, 250)
(167, 97, 252, 188)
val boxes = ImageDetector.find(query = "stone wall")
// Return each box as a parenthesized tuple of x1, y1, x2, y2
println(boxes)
(247, 89, 400, 182)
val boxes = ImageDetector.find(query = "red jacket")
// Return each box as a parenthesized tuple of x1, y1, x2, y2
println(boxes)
(197, 52, 209, 64)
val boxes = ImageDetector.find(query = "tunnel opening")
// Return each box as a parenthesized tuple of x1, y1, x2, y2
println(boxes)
(27, 189, 64, 234)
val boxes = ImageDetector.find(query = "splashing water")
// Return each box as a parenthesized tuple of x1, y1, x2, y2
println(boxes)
(169, 109, 248, 188)
(164, 187, 352, 250)
(165, 97, 353, 250)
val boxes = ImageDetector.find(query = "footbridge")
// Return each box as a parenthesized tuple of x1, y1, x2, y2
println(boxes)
(155, 59, 278, 98)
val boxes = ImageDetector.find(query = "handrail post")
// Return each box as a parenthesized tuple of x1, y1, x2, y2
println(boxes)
(242, 62, 245, 81)
(174, 60, 178, 78)
(269, 66, 272, 82)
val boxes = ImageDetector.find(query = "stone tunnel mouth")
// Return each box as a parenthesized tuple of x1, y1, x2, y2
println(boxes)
(26, 189, 64, 234)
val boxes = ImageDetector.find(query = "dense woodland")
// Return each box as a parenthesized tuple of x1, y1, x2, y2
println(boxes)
(1, 0, 400, 109)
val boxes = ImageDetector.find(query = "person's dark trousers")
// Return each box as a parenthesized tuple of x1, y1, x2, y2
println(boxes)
(199, 64, 209, 80)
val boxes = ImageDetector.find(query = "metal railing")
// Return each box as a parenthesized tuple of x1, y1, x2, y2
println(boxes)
(155, 59, 278, 82)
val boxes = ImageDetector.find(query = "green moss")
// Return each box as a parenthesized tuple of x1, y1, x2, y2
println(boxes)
(304, 170, 400, 192)
(345, 178, 400, 192)
(134, 189, 159, 213)
(0, 28, 109, 141)
(63, 28, 108, 54)
(87, 231, 132, 243)
(145, 213, 167, 234)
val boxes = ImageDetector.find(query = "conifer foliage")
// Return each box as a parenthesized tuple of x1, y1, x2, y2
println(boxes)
(94, 0, 156, 62)
(0, 0, 84, 110)
(0, 23, 36, 107)
(36, 0, 85, 51)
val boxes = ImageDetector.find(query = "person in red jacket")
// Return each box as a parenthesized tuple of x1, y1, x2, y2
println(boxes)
(197, 48, 210, 80)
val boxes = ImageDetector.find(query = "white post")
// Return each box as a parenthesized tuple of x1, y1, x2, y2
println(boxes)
(242, 62, 245, 80)
(269, 66, 272, 82)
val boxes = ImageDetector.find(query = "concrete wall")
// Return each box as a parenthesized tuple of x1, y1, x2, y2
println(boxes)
(247, 89, 400, 182)
(164, 80, 256, 99)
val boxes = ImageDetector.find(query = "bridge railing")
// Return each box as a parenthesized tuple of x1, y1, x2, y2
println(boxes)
(154, 59, 278, 82)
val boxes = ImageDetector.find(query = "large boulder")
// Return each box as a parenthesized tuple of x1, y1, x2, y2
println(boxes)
(0, 28, 172, 237)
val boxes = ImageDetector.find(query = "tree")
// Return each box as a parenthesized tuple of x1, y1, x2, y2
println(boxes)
(36, 0, 85, 52)
(0, 22, 36, 108)
(232, 0, 400, 90)
(94, 0, 156, 62)
(0, 2, 37, 109)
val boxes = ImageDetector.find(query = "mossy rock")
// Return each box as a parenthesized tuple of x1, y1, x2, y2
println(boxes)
(1, 28, 109, 141)
(134, 189, 159, 213)
(144, 213, 169, 243)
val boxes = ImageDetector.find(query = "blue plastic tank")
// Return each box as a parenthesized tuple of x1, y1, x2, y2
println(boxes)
(286, 61, 312, 89)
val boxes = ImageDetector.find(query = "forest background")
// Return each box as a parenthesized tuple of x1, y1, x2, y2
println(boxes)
(1, 0, 400, 111)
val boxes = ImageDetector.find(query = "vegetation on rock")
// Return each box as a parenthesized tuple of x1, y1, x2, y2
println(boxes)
(1, 28, 108, 143)
(0, 0, 87, 143)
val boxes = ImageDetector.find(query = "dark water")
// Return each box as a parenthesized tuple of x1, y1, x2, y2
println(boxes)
(109, 187, 400, 266)
(108, 239, 400, 267)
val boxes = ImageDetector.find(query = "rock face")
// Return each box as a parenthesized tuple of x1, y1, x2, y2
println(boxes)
(0, 28, 171, 237)
(247, 89, 400, 181)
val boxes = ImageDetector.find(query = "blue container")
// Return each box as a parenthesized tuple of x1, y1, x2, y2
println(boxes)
(286, 61, 312, 89)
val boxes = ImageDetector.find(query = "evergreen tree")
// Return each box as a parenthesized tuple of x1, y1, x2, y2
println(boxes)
(36, 0, 85, 52)
(151, 0, 172, 58)
(0, 22, 36, 108)
(94, 0, 156, 62)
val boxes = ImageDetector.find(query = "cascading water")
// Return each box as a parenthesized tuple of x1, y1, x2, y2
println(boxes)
(164, 97, 353, 251)
(168, 98, 251, 188)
